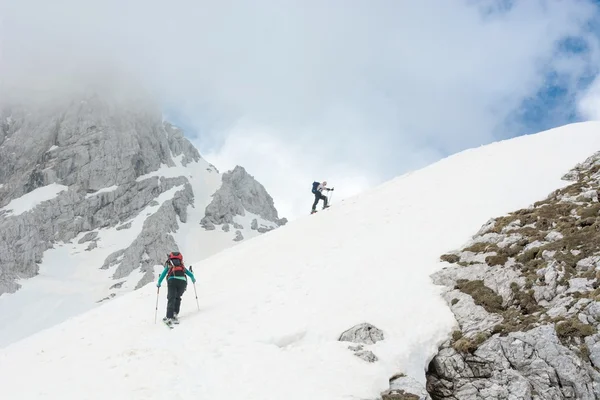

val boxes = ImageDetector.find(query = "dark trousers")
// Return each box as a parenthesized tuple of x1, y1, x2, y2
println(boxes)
(166, 278, 187, 318)
(312, 192, 328, 210)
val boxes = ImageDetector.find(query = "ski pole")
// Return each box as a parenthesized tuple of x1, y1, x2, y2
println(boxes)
(154, 287, 160, 324)
(190, 265, 200, 311)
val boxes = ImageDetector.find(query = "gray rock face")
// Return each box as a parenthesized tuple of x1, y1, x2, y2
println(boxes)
(78, 231, 98, 244)
(0, 93, 286, 298)
(233, 231, 244, 242)
(429, 151, 600, 399)
(339, 323, 385, 344)
(346, 343, 379, 363)
(0, 97, 199, 200)
(0, 94, 201, 294)
(233, 230, 244, 242)
(339, 324, 384, 371)
(201, 166, 288, 228)
(100, 179, 193, 285)
(428, 326, 600, 399)
(383, 374, 431, 400)
(355, 349, 378, 363)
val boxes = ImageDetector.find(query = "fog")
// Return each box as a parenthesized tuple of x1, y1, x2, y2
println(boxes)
(2, 0, 599, 217)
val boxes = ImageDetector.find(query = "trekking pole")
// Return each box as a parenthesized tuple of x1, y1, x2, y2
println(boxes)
(154, 287, 160, 324)
(190, 265, 200, 311)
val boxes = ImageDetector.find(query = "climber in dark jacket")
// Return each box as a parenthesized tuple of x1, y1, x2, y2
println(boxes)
(311, 181, 334, 213)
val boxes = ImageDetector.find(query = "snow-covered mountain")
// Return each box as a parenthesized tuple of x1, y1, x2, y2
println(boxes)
(0, 93, 286, 347)
(1, 121, 599, 399)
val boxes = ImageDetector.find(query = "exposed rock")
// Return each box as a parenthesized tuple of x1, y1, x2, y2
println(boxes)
(233, 222, 243, 229)
(339, 323, 384, 344)
(0, 95, 203, 295)
(201, 221, 216, 231)
(222, 223, 230, 232)
(430, 151, 600, 399)
(0, 96, 283, 299)
(116, 222, 132, 231)
(109, 281, 125, 290)
(427, 326, 600, 400)
(100, 185, 193, 283)
(78, 231, 98, 244)
(96, 293, 116, 303)
(381, 390, 421, 400)
(200, 166, 286, 227)
(382, 374, 430, 400)
(346, 342, 379, 363)
(233, 230, 244, 242)
(355, 350, 378, 363)
(251, 218, 258, 230)
(258, 225, 274, 233)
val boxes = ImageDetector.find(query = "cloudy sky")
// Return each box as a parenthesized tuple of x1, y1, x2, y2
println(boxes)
(2, 0, 600, 219)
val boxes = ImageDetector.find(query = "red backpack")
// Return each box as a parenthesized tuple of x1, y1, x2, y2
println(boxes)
(166, 252, 186, 277)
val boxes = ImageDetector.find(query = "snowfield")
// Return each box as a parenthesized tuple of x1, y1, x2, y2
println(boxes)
(0, 152, 278, 348)
(0, 183, 68, 216)
(2, 122, 600, 399)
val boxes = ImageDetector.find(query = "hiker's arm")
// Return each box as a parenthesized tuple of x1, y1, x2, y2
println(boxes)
(157, 266, 168, 286)
(185, 268, 196, 282)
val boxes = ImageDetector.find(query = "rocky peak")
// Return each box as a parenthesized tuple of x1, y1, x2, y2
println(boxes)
(0, 93, 285, 301)
(0, 94, 200, 204)
(201, 165, 288, 229)
(427, 151, 600, 399)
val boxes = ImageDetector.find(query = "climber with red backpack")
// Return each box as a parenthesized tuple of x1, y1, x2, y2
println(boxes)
(156, 251, 196, 326)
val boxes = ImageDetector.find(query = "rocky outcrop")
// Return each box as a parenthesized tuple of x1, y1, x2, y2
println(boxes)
(428, 151, 600, 399)
(233, 230, 244, 242)
(0, 94, 200, 295)
(0, 96, 199, 201)
(0, 93, 284, 297)
(100, 179, 194, 286)
(383, 374, 431, 400)
(339, 323, 385, 344)
(339, 323, 383, 363)
(201, 166, 288, 228)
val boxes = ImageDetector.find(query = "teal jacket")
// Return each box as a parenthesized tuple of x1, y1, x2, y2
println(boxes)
(157, 264, 195, 287)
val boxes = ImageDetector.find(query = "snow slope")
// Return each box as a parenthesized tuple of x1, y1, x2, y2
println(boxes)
(0, 154, 277, 348)
(0, 185, 185, 346)
(0, 183, 68, 216)
(2, 122, 600, 400)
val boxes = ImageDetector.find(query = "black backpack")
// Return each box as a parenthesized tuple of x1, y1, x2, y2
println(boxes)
(312, 181, 320, 194)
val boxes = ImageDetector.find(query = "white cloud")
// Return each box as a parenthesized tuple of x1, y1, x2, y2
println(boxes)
(578, 76, 600, 121)
(2, 0, 600, 219)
